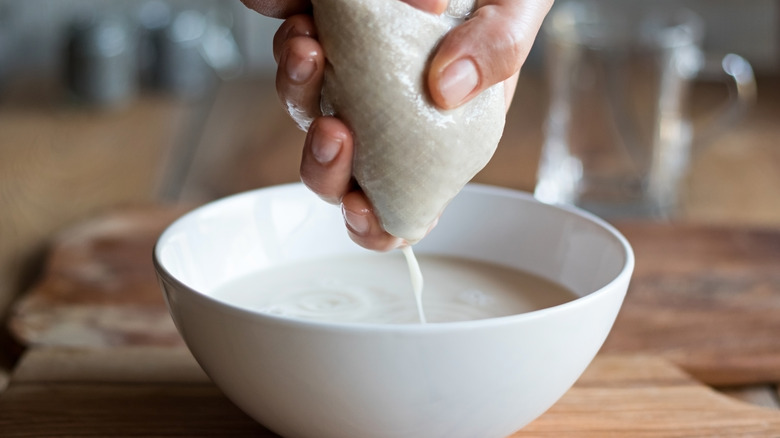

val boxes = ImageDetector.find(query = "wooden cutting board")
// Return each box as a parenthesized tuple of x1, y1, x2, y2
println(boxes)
(0, 347, 778, 437)
(8, 205, 194, 348)
(603, 222, 780, 386)
(8, 207, 780, 386)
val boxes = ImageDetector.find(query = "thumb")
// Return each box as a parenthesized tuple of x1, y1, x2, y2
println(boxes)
(428, 0, 553, 109)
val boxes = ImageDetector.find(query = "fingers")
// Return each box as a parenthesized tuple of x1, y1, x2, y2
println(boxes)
(400, 0, 448, 14)
(342, 192, 405, 252)
(276, 11, 406, 252)
(239, 0, 311, 19)
(428, 0, 553, 109)
(300, 117, 353, 205)
(274, 15, 324, 131)
(301, 117, 404, 251)
(272, 14, 317, 62)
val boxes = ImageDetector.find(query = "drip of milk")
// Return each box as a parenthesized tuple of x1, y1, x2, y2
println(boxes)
(401, 246, 426, 324)
(210, 253, 577, 325)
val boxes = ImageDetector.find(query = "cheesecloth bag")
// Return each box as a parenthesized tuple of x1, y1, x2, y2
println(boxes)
(312, 0, 506, 243)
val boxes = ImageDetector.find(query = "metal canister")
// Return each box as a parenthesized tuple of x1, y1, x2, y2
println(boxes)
(149, 10, 213, 101)
(65, 15, 137, 107)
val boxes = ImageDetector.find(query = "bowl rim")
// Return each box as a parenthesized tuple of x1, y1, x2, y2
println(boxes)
(154, 183, 635, 334)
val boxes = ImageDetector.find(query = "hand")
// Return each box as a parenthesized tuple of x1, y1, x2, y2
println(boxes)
(241, 0, 553, 251)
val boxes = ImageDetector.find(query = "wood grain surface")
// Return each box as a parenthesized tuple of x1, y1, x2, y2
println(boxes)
(8, 205, 194, 348)
(4, 74, 780, 435)
(0, 348, 778, 437)
(4, 73, 779, 342)
(605, 222, 780, 386)
(8, 206, 780, 389)
(519, 355, 780, 437)
(0, 79, 198, 316)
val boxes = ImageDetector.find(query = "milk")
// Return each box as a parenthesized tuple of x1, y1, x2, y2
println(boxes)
(210, 252, 577, 325)
(401, 246, 426, 323)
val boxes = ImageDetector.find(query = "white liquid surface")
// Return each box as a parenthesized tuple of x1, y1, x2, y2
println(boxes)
(211, 253, 577, 325)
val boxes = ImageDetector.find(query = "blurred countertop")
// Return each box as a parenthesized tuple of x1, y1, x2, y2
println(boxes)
(1, 71, 780, 434)
(1, 71, 779, 316)
(169, 72, 780, 227)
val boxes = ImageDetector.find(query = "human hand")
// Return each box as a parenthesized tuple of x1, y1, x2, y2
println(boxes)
(241, 0, 553, 251)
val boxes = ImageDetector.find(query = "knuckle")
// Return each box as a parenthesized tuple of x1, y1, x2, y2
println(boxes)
(471, 5, 535, 80)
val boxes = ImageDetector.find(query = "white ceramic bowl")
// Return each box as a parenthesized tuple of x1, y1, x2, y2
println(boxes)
(154, 183, 633, 438)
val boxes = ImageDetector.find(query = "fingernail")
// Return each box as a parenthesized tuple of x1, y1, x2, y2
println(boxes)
(311, 132, 342, 164)
(437, 58, 478, 107)
(343, 205, 370, 235)
(286, 50, 316, 84)
(284, 23, 308, 41)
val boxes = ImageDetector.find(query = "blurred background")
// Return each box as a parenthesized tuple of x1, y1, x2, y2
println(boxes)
(0, 0, 778, 358)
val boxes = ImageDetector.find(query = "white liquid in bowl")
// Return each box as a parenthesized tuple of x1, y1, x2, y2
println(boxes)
(210, 252, 577, 324)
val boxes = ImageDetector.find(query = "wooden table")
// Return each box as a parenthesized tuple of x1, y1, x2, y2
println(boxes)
(2, 73, 780, 435)
(0, 78, 206, 315)
(3, 347, 780, 437)
(2, 206, 780, 436)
